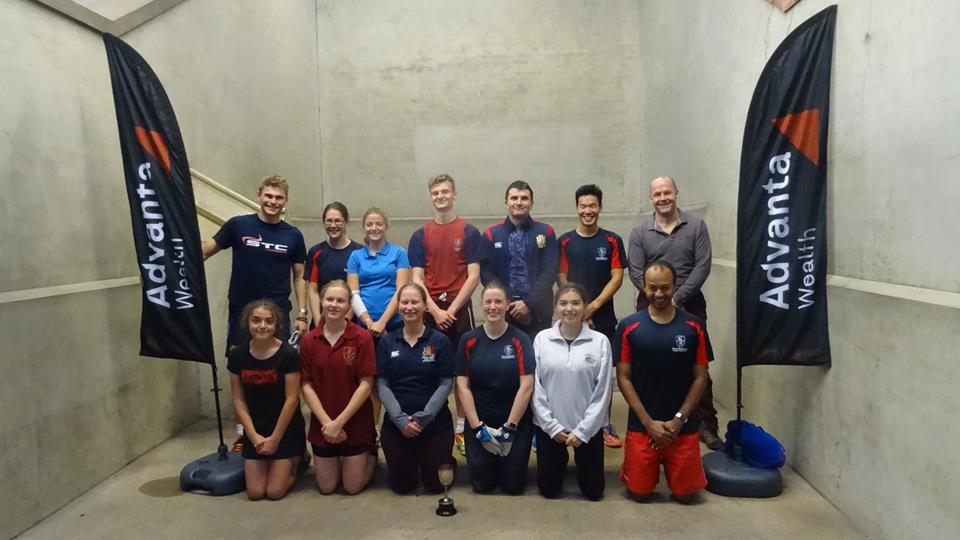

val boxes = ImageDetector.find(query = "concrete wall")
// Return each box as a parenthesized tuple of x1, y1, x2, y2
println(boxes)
(314, 0, 645, 220)
(6, 0, 957, 538)
(636, 1, 960, 539)
(0, 0, 318, 537)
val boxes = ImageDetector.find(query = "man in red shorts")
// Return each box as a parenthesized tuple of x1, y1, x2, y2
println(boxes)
(614, 259, 710, 503)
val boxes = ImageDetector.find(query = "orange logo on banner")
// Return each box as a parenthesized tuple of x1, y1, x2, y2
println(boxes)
(772, 109, 820, 166)
(135, 126, 172, 175)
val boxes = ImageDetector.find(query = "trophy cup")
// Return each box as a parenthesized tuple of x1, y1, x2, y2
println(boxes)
(436, 462, 457, 516)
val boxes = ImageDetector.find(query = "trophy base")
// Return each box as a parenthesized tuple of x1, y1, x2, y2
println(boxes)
(436, 496, 457, 517)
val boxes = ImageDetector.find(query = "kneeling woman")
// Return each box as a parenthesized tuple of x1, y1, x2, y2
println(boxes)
(456, 282, 535, 495)
(376, 283, 456, 494)
(227, 299, 307, 501)
(300, 280, 377, 495)
(532, 284, 612, 501)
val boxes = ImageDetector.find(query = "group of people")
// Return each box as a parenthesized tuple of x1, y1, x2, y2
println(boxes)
(201, 172, 718, 503)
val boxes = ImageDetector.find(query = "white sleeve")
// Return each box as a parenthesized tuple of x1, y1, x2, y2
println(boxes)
(351, 291, 368, 318)
(572, 333, 613, 442)
(531, 335, 566, 438)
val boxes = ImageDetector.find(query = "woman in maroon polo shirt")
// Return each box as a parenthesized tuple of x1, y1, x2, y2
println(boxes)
(300, 280, 378, 495)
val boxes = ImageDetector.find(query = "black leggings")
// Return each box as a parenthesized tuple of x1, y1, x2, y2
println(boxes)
(380, 424, 454, 494)
(534, 427, 605, 501)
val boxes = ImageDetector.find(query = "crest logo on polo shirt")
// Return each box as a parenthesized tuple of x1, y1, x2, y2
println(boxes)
(536, 234, 546, 248)
(595, 246, 608, 261)
(343, 346, 356, 365)
(421, 345, 436, 363)
(501, 344, 515, 359)
(453, 239, 464, 252)
(672, 335, 688, 353)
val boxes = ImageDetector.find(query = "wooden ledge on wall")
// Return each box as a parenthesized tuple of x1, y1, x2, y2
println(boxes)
(768, 0, 801, 12)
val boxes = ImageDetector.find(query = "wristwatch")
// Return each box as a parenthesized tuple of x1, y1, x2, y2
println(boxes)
(298, 308, 308, 315)
(503, 422, 518, 431)
(673, 412, 688, 425)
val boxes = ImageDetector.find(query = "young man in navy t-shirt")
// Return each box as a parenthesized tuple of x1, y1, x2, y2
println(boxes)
(557, 184, 627, 448)
(202, 175, 308, 354)
(614, 260, 710, 504)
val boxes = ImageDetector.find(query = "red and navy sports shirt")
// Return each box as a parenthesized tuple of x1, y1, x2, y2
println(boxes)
(558, 228, 626, 331)
(455, 325, 535, 428)
(613, 309, 709, 435)
(305, 240, 363, 286)
(408, 218, 485, 300)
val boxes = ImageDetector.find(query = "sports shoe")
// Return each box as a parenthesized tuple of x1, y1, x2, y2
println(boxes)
(700, 426, 724, 450)
(602, 425, 623, 448)
(230, 436, 243, 452)
(454, 432, 466, 456)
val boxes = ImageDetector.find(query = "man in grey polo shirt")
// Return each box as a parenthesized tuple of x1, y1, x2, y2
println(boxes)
(627, 175, 721, 449)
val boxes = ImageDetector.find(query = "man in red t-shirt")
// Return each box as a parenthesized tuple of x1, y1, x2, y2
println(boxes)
(409, 174, 485, 455)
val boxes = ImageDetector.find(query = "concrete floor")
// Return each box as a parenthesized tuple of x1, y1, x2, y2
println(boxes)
(17, 402, 864, 540)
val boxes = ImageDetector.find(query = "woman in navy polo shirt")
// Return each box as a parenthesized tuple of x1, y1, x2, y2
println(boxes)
(347, 207, 411, 338)
(376, 283, 456, 494)
(456, 282, 535, 495)
(227, 299, 306, 501)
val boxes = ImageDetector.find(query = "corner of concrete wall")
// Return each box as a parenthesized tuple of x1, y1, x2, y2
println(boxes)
(0, 0, 319, 537)
(637, 1, 960, 538)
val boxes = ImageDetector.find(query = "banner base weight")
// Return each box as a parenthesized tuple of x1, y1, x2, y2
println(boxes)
(703, 451, 782, 498)
(179, 449, 245, 496)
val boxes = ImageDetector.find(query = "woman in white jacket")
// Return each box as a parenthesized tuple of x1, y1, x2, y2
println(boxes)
(532, 284, 612, 500)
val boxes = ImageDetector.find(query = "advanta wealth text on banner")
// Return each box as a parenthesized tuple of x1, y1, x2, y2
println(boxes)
(736, 6, 836, 368)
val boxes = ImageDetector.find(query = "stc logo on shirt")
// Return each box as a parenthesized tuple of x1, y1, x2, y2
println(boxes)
(494, 241, 503, 249)
(501, 344, 515, 360)
(672, 335, 688, 353)
(453, 239, 464, 252)
(242, 235, 288, 254)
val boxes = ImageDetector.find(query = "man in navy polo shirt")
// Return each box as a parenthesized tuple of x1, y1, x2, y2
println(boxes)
(558, 184, 627, 448)
(615, 260, 710, 503)
(481, 180, 559, 338)
(202, 175, 308, 354)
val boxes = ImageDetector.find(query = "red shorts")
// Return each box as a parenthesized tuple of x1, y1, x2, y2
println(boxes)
(620, 431, 706, 496)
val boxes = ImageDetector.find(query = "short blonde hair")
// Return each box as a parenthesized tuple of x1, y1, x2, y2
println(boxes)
(258, 174, 289, 195)
(428, 173, 456, 191)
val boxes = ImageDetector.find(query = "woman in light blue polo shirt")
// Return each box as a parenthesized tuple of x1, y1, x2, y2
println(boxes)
(347, 207, 412, 339)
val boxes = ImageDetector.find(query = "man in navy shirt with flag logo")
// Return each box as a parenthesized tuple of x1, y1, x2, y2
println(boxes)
(481, 180, 559, 339)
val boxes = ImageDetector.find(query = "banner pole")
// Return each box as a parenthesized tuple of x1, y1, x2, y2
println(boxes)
(736, 365, 743, 421)
(208, 364, 228, 459)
